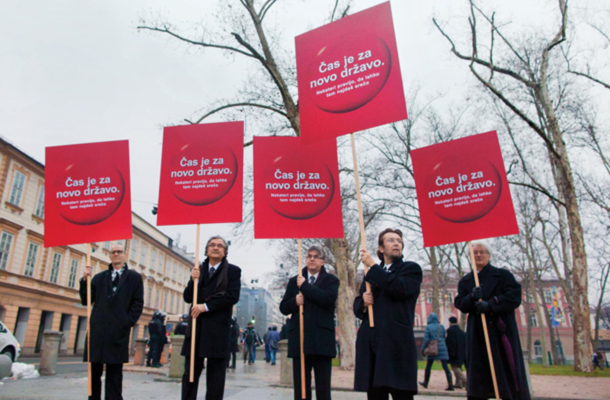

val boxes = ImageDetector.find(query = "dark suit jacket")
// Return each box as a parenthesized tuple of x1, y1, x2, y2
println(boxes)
(353, 258, 422, 392)
(79, 263, 144, 364)
(279, 266, 339, 358)
(181, 258, 241, 359)
(446, 324, 466, 366)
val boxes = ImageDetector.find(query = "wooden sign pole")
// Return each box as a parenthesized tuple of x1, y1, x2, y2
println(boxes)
(468, 241, 500, 400)
(189, 224, 201, 383)
(86, 243, 92, 397)
(350, 133, 374, 327)
(297, 239, 306, 399)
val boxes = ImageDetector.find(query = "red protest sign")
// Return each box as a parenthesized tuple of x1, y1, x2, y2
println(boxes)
(411, 131, 519, 247)
(296, 1, 407, 145)
(157, 122, 244, 226)
(253, 136, 344, 239)
(44, 140, 132, 247)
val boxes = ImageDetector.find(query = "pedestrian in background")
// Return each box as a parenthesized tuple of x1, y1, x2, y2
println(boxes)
(264, 327, 272, 363)
(241, 322, 261, 364)
(445, 316, 467, 389)
(228, 317, 240, 369)
(174, 314, 189, 336)
(267, 326, 280, 366)
(419, 313, 453, 391)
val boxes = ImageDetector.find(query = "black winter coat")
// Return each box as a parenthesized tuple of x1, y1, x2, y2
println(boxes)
(229, 321, 240, 353)
(181, 258, 241, 359)
(455, 264, 531, 400)
(79, 264, 144, 364)
(446, 324, 466, 366)
(353, 259, 422, 393)
(279, 266, 339, 358)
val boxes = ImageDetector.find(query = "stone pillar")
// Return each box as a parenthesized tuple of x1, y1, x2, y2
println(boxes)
(522, 349, 534, 398)
(169, 335, 185, 379)
(134, 339, 147, 366)
(279, 339, 292, 386)
(39, 331, 63, 376)
(0, 354, 12, 379)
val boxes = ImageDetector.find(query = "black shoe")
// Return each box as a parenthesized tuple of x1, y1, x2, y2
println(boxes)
(152, 363, 163, 368)
(445, 386, 454, 391)
(419, 382, 428, 389)
(271, 362, 276, 365)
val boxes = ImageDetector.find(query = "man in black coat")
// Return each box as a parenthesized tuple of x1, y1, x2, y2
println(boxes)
(455, 241, 530, 400)
(80, 244, 144, 400)
(174, 313, 189, 336)
(445, 316, 467, 389)
(353, 228, 422, 400)
(280, 245, 339, 400)
(181, 235, 241, 400)
(147, 311, 165, 367)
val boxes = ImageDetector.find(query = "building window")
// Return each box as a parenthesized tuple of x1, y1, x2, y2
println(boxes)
(117, 239, 124, 247)
(445, 292, 454, 304)
(544, 291, 553, 304)
(164, 290, 168, 311)
(158, 255, 164, 274)
(9, 170, 26, 206)
(534, 340, 542, 357)
(147, 285, 153, 307)
(0, 231, 14, 270)
(414, 313, 421, 327)
(529, 313, 538, 328)
(172, 262, 177, 281)
(34, 185, 45, 218)
(130, 240, 138, 261)
(556, 340, 564, 358)
(140, 245, 147, 266)
(24, 242, 40, 276)
(67, 259, 79, 288)
(526, 294, 534, 303)
(104, 241, 111, 250)
(426, 291, 433, 304)
(150, 250, 156, 271)
(49, 252, 62, 284)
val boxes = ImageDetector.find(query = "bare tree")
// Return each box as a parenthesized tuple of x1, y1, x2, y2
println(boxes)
(434, 0, 594, 371)
(139, 0, 371, 369)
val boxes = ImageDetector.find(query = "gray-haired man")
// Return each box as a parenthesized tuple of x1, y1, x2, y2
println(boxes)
(280, 246, 339, 400)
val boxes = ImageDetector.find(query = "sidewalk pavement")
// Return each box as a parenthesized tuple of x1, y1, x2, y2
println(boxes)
(1, 356, 608, 400)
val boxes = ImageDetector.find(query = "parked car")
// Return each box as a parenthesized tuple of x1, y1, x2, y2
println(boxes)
(0, 321, 21, 361)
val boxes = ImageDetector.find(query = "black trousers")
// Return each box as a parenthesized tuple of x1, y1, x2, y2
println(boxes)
(90, 362, 123, 400)
(182, 355, 227, 400)
(226, 351, 237, 368)
(292, 355, 332, 400)
(366, 346, 414, 400)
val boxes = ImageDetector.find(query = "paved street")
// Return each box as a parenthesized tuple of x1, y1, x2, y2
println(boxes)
(0, 358, 460, 400)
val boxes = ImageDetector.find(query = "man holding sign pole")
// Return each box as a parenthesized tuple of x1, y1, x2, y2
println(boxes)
(280, 245, 339, 400)
(354, 228, 422, 400)
(80, 244, 144, 400)
(181, 236, 241, 400)
(455, 241, 530, 400)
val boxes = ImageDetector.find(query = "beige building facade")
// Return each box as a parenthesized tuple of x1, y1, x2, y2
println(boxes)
(0, 138, 194, 355)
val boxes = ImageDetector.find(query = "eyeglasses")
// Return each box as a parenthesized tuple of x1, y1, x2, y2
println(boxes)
(385, 238, 403, 245)
(110, 250, 124, 255)
(207, 243, 225, 249)
(306, 254, 322, 260)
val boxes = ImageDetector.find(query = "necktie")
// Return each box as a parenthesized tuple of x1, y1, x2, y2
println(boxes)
(209, 267, 216, 276)
(112, 272, 120, 291)
(309, 276, 315, 285)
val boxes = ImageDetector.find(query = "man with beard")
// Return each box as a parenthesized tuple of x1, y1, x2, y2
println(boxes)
(280, 245, 339, 400)
(455, 241, 530, 400)
(80, 244, 144, 400)
(181, 236, 241, 400)
(353, 228, 422, 400)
